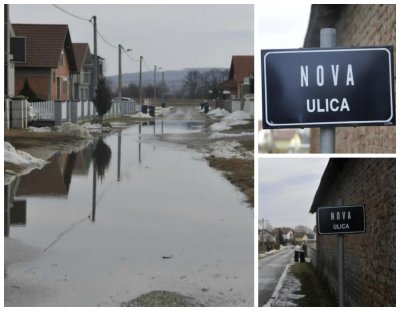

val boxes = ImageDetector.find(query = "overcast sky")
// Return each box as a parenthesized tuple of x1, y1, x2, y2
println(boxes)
(10, 3, 253, 76)
(258, 158, 329, 230)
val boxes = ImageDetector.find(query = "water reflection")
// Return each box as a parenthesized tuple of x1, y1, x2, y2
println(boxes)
(5, 119, 253, 307)
(92, 138, 112, 181)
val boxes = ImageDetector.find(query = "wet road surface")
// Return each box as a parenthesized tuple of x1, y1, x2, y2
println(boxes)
(258, 247, 294, 306)
(5, 119, 253, 307)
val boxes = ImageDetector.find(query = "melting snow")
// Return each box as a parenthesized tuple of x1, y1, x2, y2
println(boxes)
(130, 112, 154, 119)
(207, 141, 253, 159)
(28, 122, 91, 138)
(207, 108, 230, 118)
(210, 110, 252, 132)
(4, 142, 47, 174)
(209, 132, 253, 139)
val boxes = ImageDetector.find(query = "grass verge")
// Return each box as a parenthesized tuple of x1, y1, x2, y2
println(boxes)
(5, 129, 81, 149)
(207, 157, 253, 207)
(291, 262, 336, 307)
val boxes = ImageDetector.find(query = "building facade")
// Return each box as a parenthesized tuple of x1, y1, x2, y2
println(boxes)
(13, 24, 77, 101)
(304, 4, 396, 153)
(309, 158, 395, 306)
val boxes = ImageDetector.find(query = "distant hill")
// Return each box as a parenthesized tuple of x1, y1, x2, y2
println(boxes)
(106, 67, 228, 93)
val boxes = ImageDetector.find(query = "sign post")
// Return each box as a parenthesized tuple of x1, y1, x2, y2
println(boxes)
(320, 28, 336, 153)
(261, 32, 395, 154)
(317, 204, 366, 306)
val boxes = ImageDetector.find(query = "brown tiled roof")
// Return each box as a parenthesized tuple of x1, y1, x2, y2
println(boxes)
(229, 55, 254, 82)
(73, 43, 89, 71)
(12, 23, 77, 71)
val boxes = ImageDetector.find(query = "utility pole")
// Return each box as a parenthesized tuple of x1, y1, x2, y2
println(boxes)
(161, 71, 165, 104)
(320, 28, 336, 153)
(153, 65, 156, 106)
(118, 45, 132, 99)
(118, 44, 122, 98)
(139, 56, 143, 106)
(92, 16, 97, 99)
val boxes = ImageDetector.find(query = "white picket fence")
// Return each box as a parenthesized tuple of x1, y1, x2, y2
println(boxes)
(29, 99, 137, 125)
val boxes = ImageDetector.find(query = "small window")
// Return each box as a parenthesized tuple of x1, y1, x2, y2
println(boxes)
(59, 50, 64, 66)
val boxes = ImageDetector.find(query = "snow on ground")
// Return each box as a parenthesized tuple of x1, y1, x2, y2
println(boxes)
(60, 122, 91, 138)
(210, 110, 252, 132)
(207, 108, 230, 118)
(130, 112, 154, 119)
(209, 132, 253, 139)
(4, 142, 47, 175)
(264, 263, 305, 307)
(28, 122, 91, 138)
(109, 122, 127, 128)
(206, 140, 253, 160)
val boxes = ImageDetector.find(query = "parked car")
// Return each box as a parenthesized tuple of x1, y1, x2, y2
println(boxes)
(112, 97, 136, 103)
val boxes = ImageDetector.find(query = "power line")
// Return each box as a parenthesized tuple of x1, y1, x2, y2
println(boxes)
(96, 29, 118, 49)
(52, 4, 91, 22)
(123, 49, 139, 62)
(142, 57, 152, 70)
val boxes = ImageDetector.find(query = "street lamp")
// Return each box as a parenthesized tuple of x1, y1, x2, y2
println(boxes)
(118, 45, 132, 98)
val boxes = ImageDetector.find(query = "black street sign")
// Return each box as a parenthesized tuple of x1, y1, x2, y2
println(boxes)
(262, 46, 395, 129)
(317, 205, 366, 235)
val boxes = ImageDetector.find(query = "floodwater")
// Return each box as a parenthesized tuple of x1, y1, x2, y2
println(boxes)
(4, 120, 254, 307)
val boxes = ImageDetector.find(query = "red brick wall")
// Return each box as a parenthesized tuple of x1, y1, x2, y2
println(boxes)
(52, 48, 71, 101)
(310, 4, 396, 153)
(315, 158, 395, 306)
(15, 70, 50, 101)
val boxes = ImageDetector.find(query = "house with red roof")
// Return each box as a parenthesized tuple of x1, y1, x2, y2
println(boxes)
(217, 55, 254, 99)
(13, 24, 77, 101)
(72, 43, 92, 100)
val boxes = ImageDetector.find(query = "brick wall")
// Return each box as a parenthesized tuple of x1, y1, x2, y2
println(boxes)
(52, 48, 71, 101)
(310, 4, 396, 153)
(15, 69, 50, 101)
(315, 158, 395, 306)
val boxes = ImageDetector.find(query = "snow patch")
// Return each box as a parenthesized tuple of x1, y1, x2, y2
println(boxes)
(130, 112, 154, 119)
(207, 108, 230, 118)
(264, 263, 305, 307)
(209, 132, 253, 139)
(207, 140, 253, 159)
(4, 142, 47, 174)
(59, 122, 91, 138)
(29, 122, 91, 138)
(210, 110, 252, 132)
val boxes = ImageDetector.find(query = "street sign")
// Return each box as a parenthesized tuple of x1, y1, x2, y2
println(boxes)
(261, 47, 395, 129)
(317, 205, 365, 235)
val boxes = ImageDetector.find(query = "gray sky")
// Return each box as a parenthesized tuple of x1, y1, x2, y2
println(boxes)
(258, 158, 329, 230)
(255, 1, 311, 49)
(10, 4, 253, 76)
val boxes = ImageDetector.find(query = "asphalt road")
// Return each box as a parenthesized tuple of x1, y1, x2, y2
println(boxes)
(258, 247, 294, 306)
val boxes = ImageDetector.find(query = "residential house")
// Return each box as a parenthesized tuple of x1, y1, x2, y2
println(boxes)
(272, 227, 294, 244)
(294, 232, 308, 243)
(258, 229, 275, 244)
(309, 158, 395, 306)
(217, 55, 254, 99)
(72, 43, 92, 100)
(12, 24, 77, 101)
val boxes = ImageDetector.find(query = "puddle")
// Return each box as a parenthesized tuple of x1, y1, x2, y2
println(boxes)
(5, 121, 253, 307)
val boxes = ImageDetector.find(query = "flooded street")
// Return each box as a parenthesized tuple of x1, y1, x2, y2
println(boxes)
(5, 117, 253, 306)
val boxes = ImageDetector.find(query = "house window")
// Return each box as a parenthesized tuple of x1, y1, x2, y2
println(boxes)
(83, 72, 91, 84)
(59, 50, 64, 66)
(62, 77, 68, 96)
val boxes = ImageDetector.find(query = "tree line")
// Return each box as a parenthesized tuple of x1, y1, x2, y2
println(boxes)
(114, 68, 229, 99)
